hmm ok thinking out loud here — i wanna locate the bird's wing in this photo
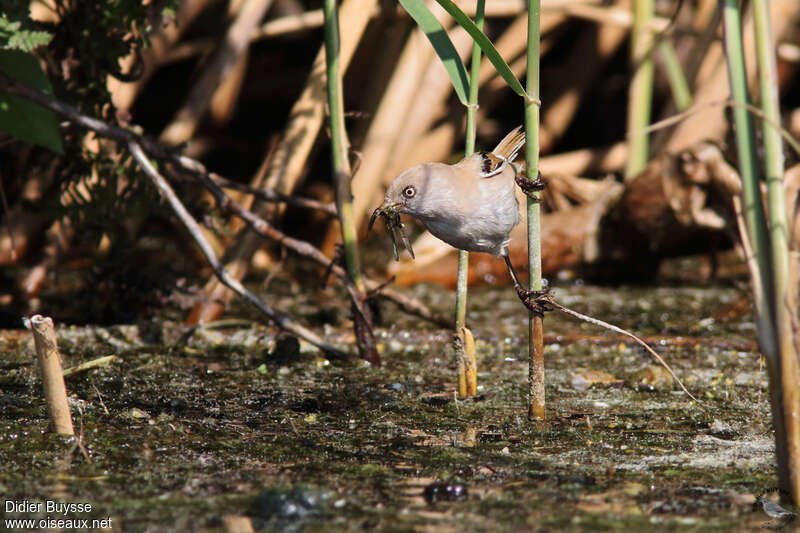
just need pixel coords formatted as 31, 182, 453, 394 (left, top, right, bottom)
476, 152, 508, 178
492, 125, 525, 162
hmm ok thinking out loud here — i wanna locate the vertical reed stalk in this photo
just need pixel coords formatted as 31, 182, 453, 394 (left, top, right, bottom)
625, 0, 655, 181
525, 0, 545, 421
454, 0, 485, 399
463, 0, 484, 158
752, 0, 800, 503
720, 0, 773, 339
324, 0, 379, 365
657, 40, 692, 112
324, 0, 364, 293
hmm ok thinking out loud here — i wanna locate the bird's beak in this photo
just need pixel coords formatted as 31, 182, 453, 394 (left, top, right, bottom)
369, 201, 414, 261
369, 201, 399, 227
369, 201, 397, 231
380, 200, 402, 211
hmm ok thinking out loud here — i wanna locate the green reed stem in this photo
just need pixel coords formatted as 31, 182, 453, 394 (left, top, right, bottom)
752, 0, 800, 504
625, 0, 655, 181
525, 0, 545, 421
721, 0, 772, 331
454, 0, 484, 398
454, 0, 484, 334
323, 0, 364, 292
753, 0, 789, 302
657, 39, 691, 112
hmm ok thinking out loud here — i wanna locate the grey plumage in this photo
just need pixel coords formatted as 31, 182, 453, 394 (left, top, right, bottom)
376, 126, 550, 313
380, 126, 525, 257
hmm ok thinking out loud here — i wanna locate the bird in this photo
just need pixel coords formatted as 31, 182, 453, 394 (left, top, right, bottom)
375, 126, 550, 313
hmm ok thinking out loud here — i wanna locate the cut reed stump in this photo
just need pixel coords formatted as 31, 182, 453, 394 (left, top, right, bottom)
27, 315, 74, 436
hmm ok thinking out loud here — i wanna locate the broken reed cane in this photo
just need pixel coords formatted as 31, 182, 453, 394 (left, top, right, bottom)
27, 315, 74, 435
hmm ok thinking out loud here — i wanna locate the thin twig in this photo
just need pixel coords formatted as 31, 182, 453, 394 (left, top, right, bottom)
62, 355, 118, 377
545, 296, 700, 403
92, 382, 110, 416
174, 155, 377, 340
73, 404, 92, 463
638, 98, 800, 156
0, 71, 450, 329
732, 195, 767, 319
211, 174, 337, 215
286, 416, 301, 438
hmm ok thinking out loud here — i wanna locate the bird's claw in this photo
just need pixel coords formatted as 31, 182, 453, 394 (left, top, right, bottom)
515, 286, 553, 315
515, 170, 546, 201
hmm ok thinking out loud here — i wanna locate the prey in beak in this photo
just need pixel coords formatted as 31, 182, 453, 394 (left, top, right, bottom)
369, 202, 415, 261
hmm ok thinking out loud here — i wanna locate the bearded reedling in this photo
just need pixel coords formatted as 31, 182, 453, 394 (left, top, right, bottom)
374, 127, 550, 313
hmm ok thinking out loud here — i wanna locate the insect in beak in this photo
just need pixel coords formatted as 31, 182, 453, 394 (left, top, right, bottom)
368, 204, 415, 261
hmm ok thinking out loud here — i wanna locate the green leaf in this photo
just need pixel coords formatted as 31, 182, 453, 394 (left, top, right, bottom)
7, 30, 53, 52
398, 0, 469, 105
0, 49, 63, 154
0, 11, 53, 51
432, 0, 527, 99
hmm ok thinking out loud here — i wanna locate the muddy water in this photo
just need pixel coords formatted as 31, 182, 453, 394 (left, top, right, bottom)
0, 284, 790, 531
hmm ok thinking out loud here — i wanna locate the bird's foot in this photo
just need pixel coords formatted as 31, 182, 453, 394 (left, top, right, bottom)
515, 170, 546, 201
515, 285, 553, 316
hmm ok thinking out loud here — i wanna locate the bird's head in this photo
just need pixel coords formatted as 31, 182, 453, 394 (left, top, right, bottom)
381, 165, 427, 216
380, 163, 451, 219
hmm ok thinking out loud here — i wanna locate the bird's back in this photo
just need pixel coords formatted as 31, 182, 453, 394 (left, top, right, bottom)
446, 157, 520, 255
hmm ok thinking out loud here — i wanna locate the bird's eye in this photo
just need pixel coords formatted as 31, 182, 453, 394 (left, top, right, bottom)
403, 186, 416, 198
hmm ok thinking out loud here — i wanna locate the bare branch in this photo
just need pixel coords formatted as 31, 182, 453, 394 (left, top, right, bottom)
128, 140, 342, 356
0, 71, 452, 329
211, 174, 337, 216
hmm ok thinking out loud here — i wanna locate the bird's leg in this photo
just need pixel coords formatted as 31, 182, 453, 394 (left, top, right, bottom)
503, 255, 552, 315
514, 169, 546, 201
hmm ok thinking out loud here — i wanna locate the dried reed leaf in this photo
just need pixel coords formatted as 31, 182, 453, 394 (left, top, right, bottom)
665, 0, 795, 153
350, 26, 438, 228
398, 0, 470, 104
160, 0, 274, 145
263, 0, 375, 199
539, 22, 626, 152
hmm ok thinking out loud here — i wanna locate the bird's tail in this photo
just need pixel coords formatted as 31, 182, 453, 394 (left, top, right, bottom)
492, 125, 525, 162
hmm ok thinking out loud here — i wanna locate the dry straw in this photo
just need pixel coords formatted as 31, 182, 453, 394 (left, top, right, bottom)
27, 315, 74, 436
